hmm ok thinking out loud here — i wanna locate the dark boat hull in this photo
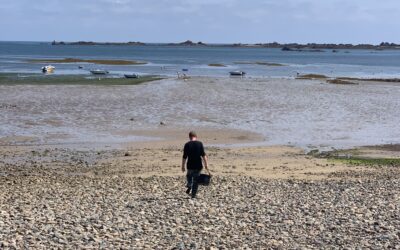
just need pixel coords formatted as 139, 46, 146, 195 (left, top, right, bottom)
229, 71, 246, 76
90, 70, 109, 75
124, 74, 139, 79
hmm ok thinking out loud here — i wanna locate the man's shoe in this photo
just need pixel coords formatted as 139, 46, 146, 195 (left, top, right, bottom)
186, 187, 191, 195
191, 193, 196, 199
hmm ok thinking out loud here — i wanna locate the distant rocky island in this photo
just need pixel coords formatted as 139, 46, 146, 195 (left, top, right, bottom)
51, 40, 400, 50
231, 42, 400, 50
167, 40, 207, 46
52, 40, 145, 46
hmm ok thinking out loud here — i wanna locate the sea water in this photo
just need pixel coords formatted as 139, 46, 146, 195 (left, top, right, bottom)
1, 41, 400, 78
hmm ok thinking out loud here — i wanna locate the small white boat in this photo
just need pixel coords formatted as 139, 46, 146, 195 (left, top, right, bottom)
41, 65, 55, 73
229, 71, 246, 76
90, 69, 109, 75
124, 73, 139, 79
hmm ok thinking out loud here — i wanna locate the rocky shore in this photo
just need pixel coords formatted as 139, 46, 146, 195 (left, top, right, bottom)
1, 146, 399, 249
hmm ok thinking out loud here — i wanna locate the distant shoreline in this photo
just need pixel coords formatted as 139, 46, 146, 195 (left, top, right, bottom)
51, 40, 400, 50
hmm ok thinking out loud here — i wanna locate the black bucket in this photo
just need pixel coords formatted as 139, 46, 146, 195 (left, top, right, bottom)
198, 174, 212, 186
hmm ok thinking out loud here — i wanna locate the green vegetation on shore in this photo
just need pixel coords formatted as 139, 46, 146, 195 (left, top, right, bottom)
308, 148, 400, 166
334, 157, 400, 166
234, 61, 286, 66
0, 73, 162, 85
28, 58, 147, 65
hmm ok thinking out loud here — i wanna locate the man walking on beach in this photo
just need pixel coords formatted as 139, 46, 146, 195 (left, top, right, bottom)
182, 131, 209, 198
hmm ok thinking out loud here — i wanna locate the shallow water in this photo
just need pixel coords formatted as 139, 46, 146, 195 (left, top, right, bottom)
1, 77, 399, 149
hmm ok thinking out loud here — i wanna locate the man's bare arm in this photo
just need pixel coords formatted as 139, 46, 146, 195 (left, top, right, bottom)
202, 155, 209, 170
182, 158, 187, 172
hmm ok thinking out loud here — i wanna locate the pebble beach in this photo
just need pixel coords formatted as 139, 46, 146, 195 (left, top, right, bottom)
1, 145, 399, 249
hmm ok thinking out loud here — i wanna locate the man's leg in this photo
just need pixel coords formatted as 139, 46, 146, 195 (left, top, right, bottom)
191, 170, 201, 198
186, 170, 193, 194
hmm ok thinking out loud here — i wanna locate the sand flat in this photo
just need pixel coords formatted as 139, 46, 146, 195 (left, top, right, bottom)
1, 76, 400, 149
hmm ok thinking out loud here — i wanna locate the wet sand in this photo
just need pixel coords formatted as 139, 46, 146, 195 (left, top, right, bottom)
1, 76, 400, 149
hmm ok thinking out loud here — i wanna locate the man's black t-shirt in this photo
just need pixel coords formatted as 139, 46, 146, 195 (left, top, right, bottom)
183, 140, 205, 170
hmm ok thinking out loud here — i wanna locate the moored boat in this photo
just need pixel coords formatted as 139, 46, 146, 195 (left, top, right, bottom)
124, 73, 139, 79
41, 65, 55, 73
90, 69, 109, 75
229, 71, 246, 76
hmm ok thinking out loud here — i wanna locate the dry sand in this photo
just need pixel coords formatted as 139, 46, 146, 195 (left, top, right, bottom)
97, 127, 358, 180
0, 126, 366, 180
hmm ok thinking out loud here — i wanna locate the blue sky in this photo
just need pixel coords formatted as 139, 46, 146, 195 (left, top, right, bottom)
1, 0, 399, 44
